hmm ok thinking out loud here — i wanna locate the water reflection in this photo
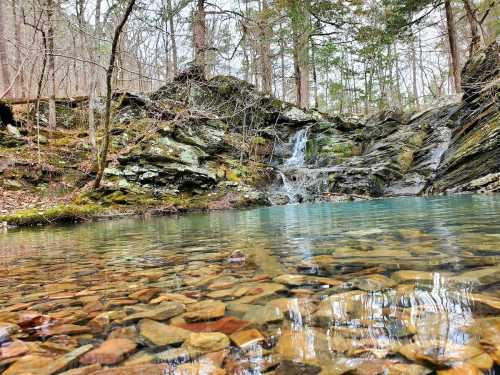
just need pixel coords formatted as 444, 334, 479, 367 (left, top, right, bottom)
0, 195, 499, 374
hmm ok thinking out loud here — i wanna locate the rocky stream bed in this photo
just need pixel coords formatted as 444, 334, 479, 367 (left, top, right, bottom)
1, 196, 500, 374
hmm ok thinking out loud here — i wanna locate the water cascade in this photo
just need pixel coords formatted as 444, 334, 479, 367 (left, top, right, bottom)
284, 127, 310, 168
273, 126, 329, 204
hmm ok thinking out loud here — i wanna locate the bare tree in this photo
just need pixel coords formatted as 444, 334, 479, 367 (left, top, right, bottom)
463, 0, 482, 57
445, 0, 461, 93
12, 0, 26, 97
290, 0, 310, 109
259, 0, 273, 95
166, 0, 178, 76
46, 0, 57, 129
193, 0, 207, 76
0, 1, 12, 98
87, 0, 102, 150
94, 0, 137, 189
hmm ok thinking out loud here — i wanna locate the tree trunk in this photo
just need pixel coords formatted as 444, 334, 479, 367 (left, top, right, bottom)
259, 0, 273, 95
279, 22, 286, 101
445, 0, 461, 93
394, 44, 402, 106
164, 24, 171, 81
12, 0, 25, 98
166, 0, 178, 76
418, 32, 426, 107
291, 0, 310, 109
463, 0, 482, 57
46, 0, 57, 129
193, 0, 207, 77
363, 61, 368, 115
94, 0, 136, 189
410, 37, 420, 111
0, 1, 12, 98
88, 0, 102, 151
311, 36, 318, 108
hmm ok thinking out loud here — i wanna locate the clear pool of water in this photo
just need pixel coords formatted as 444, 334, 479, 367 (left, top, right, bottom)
1, 195, 499, 374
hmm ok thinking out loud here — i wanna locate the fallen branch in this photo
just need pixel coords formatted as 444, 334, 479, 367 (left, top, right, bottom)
3, 95, 90, 105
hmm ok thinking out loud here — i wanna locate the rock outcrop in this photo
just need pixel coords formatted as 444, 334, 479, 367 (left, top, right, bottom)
0, 43, 498, 214
278, 42, 499, 200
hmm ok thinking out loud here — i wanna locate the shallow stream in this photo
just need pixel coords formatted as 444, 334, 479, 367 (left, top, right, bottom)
1, 195, 499, 374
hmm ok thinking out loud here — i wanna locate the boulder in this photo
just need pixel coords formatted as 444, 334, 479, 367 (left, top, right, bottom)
461, 42, 499, 102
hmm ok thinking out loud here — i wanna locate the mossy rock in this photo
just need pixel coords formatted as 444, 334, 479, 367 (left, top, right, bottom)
0, 204, 101, 227
0, 131, 25, 148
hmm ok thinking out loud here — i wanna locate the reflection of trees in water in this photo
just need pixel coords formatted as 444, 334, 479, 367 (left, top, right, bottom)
322, 279, 476, 350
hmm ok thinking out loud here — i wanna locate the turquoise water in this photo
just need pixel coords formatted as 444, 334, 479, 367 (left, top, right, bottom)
0, 195, 499, 373
2, 195, 499, 272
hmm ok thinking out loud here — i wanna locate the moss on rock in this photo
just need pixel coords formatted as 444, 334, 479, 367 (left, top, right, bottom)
0, 204, 101, 227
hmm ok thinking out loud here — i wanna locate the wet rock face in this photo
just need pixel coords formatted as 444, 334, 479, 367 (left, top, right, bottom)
430, 43, 499, 194
278, 43, 499, 199
461, 42, 499, 103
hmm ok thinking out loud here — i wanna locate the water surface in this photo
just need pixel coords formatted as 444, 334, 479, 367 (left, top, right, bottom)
1, 195, 499, 374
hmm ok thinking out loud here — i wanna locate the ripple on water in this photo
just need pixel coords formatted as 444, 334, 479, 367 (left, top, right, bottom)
0, 195, 499, 374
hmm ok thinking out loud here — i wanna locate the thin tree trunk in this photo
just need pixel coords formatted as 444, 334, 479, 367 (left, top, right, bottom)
418, 32, 426, 107
94, 0, 136, 189
410, 37, 420, 111
0, 1, 12, 98
463, 0, 482, 57
445, 0, 461, 93
279, 21, 286, 101
259, 0, 273, 95
46, 0, 57, 129
166, 0, 178, 76
12, 0, 25, 98
193, 0, 207, 77
88, 0, 102, 151
394, 44, 402, 106
291, 0, 310, 109
164, 29, 171, 81
364, 61, 369, 115
36, 29, 48, 164
162, 1, 171, 81
311, 36, 318, 108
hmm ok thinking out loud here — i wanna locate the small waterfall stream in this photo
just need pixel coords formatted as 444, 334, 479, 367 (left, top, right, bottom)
273, 126, 318, 204
284, 127, 309, 168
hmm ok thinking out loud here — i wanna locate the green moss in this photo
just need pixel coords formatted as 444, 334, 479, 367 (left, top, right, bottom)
0, 204, 101, 227
323, 143, 353, 157
451, 118, 499, 165
251, 136, 267, 146
397, 148, 415, 173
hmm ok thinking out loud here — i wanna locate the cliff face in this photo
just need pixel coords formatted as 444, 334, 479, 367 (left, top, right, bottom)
278, 42, 499, 200
0, 44, 498, 215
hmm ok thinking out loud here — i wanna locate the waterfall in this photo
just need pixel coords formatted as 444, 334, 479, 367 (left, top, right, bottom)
278, 171, 303, 203
272, 127, 311, 204
284, 127, 310, 169
271, 126, 331, 204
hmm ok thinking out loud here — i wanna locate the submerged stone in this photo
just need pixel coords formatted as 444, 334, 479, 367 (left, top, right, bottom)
175, 316, 250, 335
122, 302, 185, 322
4, 345, 93, 375
183, 300, 225, 322
38, 324, 91, 337
80, 339, 137, 365
275, 360, 321, 375
139, 319, 190, 346
229, 329, 265, 348
176, 362, 226, 375
183, 332, 230, 353
242, 304, 284, 325
150, 293, 197, 305
89, 363, 173, 375
0, 340, 29, 360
